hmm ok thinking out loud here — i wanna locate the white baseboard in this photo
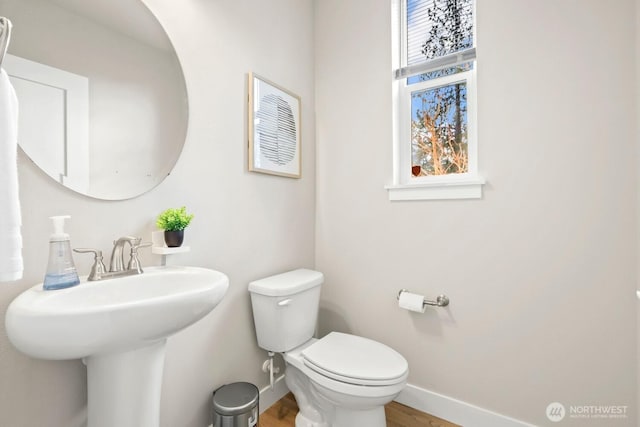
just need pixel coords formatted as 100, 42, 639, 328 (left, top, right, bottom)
258, 374, 288, 414
396, 383, 536, 427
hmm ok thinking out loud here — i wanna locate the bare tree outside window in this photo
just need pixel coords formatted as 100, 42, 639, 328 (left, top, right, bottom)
409, 0, 473, 177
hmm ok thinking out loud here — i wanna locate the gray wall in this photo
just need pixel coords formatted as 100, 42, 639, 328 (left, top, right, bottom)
0, 0, 315, 426
637, 0, 640, 419
314, 0, 637, 426
1, 0, 638, 426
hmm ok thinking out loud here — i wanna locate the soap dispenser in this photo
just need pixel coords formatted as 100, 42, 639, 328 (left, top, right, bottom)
43, 215, 80, 290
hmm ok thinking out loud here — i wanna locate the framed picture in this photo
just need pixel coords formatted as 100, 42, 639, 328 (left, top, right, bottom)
248, 72, 301, 178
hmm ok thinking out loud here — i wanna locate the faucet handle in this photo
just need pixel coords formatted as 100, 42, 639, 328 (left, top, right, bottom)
128, 241, 152, 273
73, 248, 107, 281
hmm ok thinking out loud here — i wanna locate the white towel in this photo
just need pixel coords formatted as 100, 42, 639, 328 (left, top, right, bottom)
0, 68, 23, 282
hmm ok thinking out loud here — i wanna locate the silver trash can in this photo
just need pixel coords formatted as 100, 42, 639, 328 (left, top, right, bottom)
212, 382, 259, 427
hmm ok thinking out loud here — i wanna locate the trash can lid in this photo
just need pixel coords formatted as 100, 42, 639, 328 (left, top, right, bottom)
213, 382, 259, 416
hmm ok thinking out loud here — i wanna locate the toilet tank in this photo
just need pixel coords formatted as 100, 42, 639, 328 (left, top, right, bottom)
248, 269, 323, 352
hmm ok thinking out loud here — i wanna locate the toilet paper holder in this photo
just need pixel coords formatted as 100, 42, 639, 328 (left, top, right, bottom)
397, 289, 450, 307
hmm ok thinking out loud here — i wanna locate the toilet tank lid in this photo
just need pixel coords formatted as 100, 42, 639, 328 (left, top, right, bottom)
248, 269, 324, 297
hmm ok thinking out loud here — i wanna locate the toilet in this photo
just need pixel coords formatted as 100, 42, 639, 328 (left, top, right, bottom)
248, 269, 408, 427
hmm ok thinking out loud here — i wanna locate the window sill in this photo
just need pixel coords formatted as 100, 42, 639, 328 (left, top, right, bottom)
385, 176, 485, 201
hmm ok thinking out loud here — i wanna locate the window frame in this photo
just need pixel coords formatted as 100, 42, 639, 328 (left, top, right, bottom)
388, 0, 484, 201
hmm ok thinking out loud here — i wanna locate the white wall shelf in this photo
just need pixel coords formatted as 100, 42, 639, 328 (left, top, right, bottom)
151, 246, 190, 255
151, 231, 190, 265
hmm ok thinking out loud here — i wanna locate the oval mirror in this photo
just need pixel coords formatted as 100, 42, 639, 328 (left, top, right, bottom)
1, 0, 188, 200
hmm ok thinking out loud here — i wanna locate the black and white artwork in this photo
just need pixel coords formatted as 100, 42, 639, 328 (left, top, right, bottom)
248, 73, 301, 178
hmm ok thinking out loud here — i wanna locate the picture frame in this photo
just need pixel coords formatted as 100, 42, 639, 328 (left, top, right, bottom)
248, 72, 301, 178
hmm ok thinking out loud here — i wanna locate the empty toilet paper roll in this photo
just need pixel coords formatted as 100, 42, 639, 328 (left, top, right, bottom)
398, 291, 426, 313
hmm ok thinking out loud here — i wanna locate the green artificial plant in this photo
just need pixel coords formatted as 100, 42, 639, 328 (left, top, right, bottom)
156, 206, 194, 231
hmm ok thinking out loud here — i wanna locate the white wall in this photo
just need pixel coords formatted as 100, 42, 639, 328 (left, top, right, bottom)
0, 0, 315, 426
1, 0, 638, 425
636, 0, 640, 419
315, 0, 637, 426
635, 0, 640, 417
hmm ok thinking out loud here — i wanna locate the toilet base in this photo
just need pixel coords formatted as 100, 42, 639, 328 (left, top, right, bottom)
332, 407, 386, 427
284, 362, 394, 427
295, 412, 329, 427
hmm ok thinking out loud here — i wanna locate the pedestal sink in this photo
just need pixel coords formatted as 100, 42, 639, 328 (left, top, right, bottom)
5, 265, 229, 427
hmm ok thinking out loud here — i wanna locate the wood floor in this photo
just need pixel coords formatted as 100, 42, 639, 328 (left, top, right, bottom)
259, 393, 460, 427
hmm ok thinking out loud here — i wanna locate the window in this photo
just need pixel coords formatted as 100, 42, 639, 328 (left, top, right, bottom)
387, 0, 484, 201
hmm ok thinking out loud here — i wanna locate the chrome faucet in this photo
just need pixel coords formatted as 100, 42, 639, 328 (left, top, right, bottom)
75, 236, 151, 281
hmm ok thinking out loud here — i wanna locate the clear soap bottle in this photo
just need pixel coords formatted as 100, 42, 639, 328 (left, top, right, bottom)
43, 215, 80, 290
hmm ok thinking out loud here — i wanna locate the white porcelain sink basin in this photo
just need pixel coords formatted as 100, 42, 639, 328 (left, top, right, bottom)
5, 265, 229, 427
6, 265, 228, 360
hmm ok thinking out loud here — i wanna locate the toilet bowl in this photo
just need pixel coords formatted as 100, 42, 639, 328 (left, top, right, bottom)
249, 269, 408, 427
284, 334, 408, 427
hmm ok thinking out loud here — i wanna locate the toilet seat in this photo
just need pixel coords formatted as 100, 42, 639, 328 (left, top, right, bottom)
301, 332, 408, 386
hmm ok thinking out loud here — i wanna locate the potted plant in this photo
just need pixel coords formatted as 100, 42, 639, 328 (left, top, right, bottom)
156, 206, 194, 247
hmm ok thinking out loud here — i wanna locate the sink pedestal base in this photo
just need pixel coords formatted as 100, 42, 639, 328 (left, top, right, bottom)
86, 340, 167, 427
